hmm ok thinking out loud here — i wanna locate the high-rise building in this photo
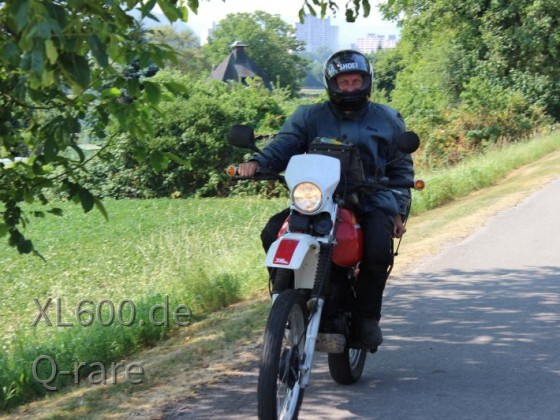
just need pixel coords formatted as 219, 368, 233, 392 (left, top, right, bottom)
295, 15, 338, 52
353, 33, 398, 53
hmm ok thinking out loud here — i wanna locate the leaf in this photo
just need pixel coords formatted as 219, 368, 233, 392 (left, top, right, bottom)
157, 0, 181, 22
70, 144, 86, 162
178, 5, 189, 20
79, 187, 95, 213
94, 198, 109, 221
59, 53, 91, 89
102, 87, 122, 98
141, 0, 158, 17
43, 137, 59, 163
320, 3, 327, 17
29, 22, 51, 39
1, 41, 21, 66
363, 0, 371, 17
30, 48, 45, 80
306, 3, 317, 16
345, 9, 356, 23
87, 34, 109, 68
164, 152, 192, 170
143, 81, 161, 105
113, 106, 129, 128
164, 81, 189, 95
127, 77, 141, 98
187, 0, 199, 14
42, 70, 55, 86
13, 0, 30, 31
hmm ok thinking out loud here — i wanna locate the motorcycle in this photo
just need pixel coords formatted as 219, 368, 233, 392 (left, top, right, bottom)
226, 125, 424, 419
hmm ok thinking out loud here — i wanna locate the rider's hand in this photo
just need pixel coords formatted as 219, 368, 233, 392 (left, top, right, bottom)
238, 160, 260, 177
393, 214, 407, 238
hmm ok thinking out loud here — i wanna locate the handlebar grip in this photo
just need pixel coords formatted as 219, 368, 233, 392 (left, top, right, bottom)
363, 178, 425, 190
225, 165, 282, 181
386, 181, 415, 188
387, 180, 425, 190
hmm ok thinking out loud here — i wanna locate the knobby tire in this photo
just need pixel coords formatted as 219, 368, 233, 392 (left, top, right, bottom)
258, 289, 308, 419
328, 348, 367, 385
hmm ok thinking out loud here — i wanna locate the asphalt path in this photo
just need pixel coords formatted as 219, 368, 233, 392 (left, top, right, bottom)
165, 177, 560, 419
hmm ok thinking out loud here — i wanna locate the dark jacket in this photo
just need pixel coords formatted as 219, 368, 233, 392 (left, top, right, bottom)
254, 101, 414, 217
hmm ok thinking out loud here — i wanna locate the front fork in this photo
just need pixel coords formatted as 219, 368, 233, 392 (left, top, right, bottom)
299, 297, 324, 387
277, 242, 332, 389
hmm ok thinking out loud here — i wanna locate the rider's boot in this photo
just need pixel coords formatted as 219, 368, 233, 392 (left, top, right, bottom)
360, 317, 383, 348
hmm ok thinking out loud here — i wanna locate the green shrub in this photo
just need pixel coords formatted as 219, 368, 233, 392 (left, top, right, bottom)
80, 70, 291, 199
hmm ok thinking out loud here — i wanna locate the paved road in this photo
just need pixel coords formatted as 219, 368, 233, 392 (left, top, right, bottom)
165, 178, 560, 419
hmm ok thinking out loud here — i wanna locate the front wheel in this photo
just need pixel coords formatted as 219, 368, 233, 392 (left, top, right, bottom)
258, 289, 308, 419
328, 348, 367, 385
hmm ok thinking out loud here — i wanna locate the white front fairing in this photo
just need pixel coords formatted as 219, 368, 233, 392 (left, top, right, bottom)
285, 154, 340, 215
265, 154, 341, 291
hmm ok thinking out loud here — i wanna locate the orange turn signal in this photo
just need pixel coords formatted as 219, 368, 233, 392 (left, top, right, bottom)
226, 165, 238, 177
414, 179, 425, 190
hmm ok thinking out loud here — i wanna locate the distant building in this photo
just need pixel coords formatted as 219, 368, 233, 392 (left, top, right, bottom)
210, 41, 271, 89
352, 34, 398, 53
207, 22, 220, 41
295, 15, 338, 52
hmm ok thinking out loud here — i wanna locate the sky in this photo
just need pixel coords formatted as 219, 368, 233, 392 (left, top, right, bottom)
163, 0, 400, 47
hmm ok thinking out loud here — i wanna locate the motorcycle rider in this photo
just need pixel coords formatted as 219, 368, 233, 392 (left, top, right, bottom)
238, 50, 414, 348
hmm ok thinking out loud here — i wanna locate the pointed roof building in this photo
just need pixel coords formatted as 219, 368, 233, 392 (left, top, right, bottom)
210, 41, 271, 89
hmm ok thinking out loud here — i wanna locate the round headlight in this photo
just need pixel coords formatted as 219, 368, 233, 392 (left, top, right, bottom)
292, 182, 322, 214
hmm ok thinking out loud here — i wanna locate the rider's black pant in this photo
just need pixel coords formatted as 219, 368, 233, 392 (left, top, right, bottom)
354, 208, 394, 320
260, 207, 394, 321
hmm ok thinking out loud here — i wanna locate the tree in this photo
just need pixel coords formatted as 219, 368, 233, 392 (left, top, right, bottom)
298, 47, 335, 89
377, 0, 556, 169
147, 25, 211, 77
368, 48, 404, 101
0, 0, 196, 254
203, 11, 307, 96
380, 0, 560, 119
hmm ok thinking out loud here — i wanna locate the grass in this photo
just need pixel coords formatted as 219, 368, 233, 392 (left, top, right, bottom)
1, 129, 559, 411
0, 197, 286, 410
411, 130, 560, 214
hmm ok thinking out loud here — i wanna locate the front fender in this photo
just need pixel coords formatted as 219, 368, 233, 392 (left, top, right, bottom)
265, 233, 320, 269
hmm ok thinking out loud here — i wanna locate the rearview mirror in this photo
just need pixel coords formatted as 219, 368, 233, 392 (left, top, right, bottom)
227, 125, 261, 154
395, 131, 420, 154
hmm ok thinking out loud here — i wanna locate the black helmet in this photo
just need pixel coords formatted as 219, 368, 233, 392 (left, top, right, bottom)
323, 50, 373, 111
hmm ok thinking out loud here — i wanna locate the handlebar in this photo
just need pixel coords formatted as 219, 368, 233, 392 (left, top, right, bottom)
226, 165, 285, 182
351, 176, 425, 191
226, 165, 424, 191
